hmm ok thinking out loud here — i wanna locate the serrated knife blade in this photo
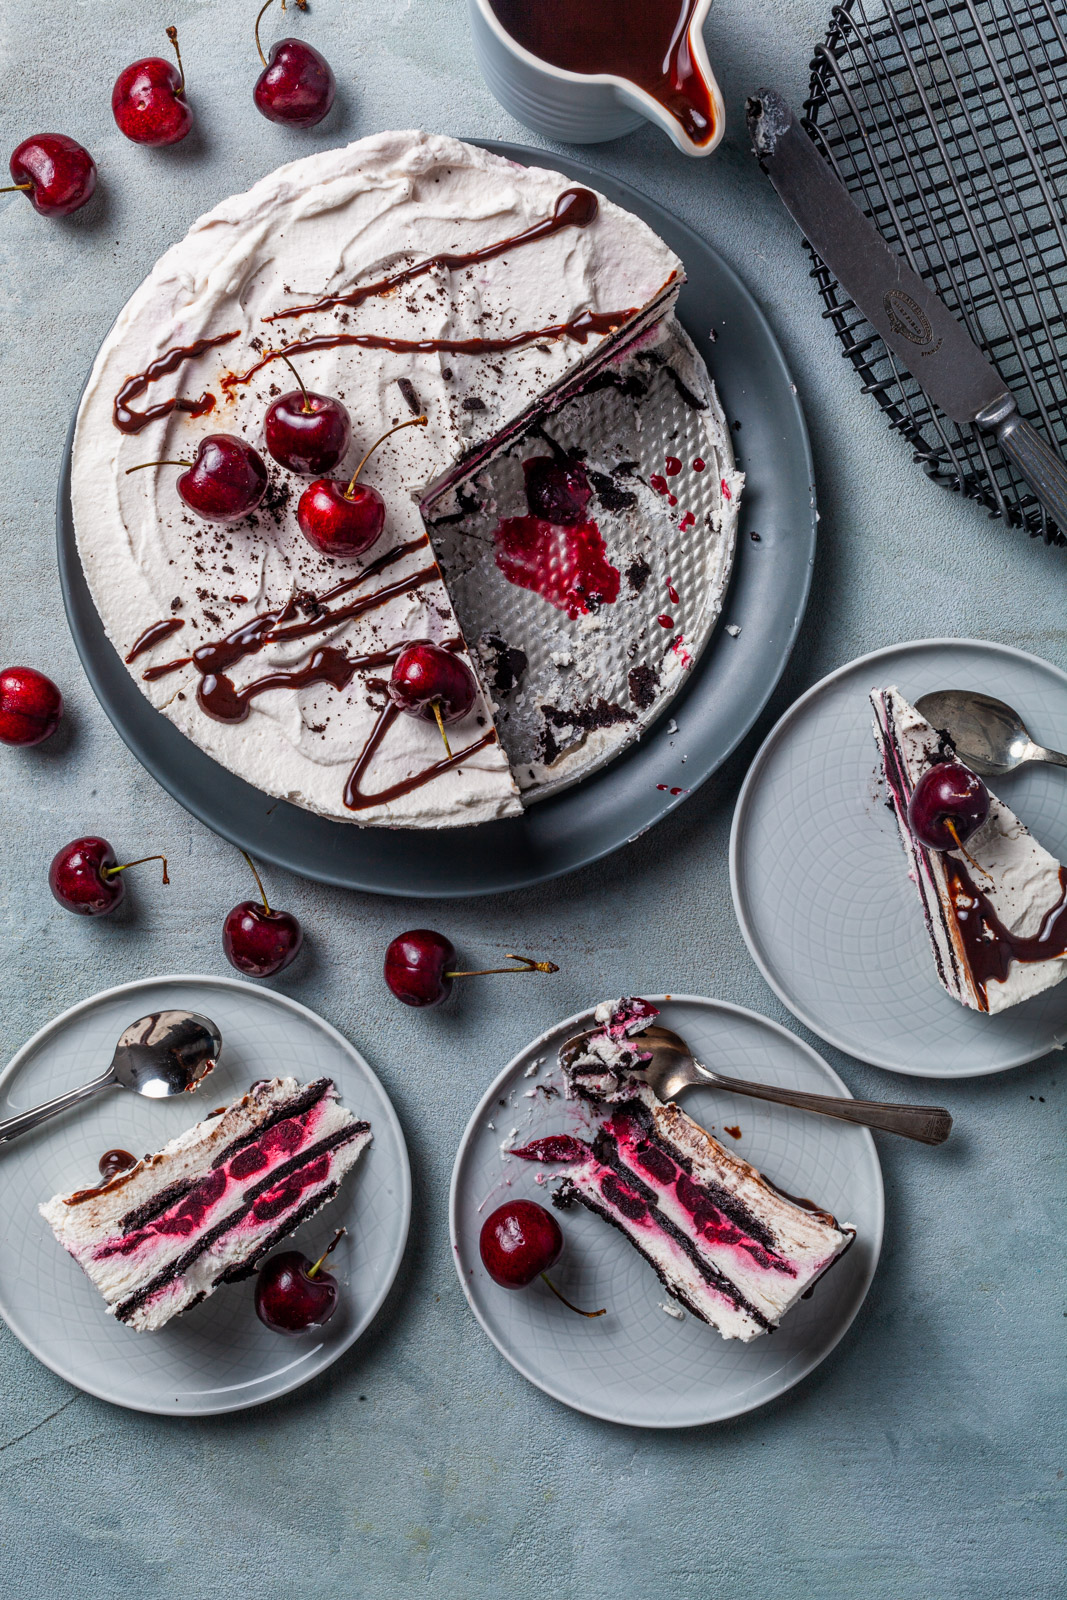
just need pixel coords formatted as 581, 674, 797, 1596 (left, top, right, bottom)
747, 89, 1067, 536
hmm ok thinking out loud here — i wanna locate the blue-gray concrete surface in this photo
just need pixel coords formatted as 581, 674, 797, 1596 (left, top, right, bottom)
0, 3, 1063, 1597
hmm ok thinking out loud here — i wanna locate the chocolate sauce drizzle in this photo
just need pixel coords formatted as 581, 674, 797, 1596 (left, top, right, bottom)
263, 187, 600, 324
142, 657, 192, 682
948, 859, 1067, 1002
220, 308, 638, 394
113, 331, 239, 434
343, 701, 496, 812
125, 617, 185, 663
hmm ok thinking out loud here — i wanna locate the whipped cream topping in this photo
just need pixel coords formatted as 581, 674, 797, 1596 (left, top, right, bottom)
72, 131, 682, 827
561, 995, 660, 1099
872, 685, 1067, 1012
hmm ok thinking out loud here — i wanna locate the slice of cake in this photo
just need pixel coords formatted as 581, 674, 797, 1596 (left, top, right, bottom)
515, 1088, 854, 1340
871, 686, 1067, 1012
518, 994, 855, 1339
40, 1077, 370, 1332
71, 131, 740, 828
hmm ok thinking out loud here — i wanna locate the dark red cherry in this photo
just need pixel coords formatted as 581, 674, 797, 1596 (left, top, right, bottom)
112, 28, 192, 146
388, 644, 477, 730
298, 478, 384, 556
127, 435, 268, 522
384, 928, 455, 1007
255, 1229, 344, 1334
5, 134, 96, 216
265, 389, 350, 476
523, 455, 592, 524
223, 852, 302, 977
0, 666, 63, 746
383, 931, 558, 1008
480, 1200, 562, 1288
179, 435, 268, 521
49, 837, 169, 916
253, 0, 335, 128
907, 761, 990, 852
296, 415, 426, 557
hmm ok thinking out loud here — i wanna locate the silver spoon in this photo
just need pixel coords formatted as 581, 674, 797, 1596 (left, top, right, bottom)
559, 1024, 952, 1144
0, 1011, 222, 1147
915, 689, 1067, 780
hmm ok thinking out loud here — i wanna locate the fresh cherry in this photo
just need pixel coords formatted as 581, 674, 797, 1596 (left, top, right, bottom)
127, 434, 268, 522
49, 837, 169, 916
255, 1227, 345, 1334
112, 26, 192, 146
479, 1200, 604, 1316
223, 852, 302, 977
523, 455, 592, 524
298, 415, 426, 557
265, 358, 350, 475
0, 666, 63, 746
383, 930, 558, 1008
907, 761, 990, 852
388, 643, 477, 756
253, 0, 335, 128
3, 134, 96, 216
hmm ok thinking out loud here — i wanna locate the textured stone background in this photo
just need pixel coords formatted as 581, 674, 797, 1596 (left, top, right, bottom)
0, 2, 1063, 1597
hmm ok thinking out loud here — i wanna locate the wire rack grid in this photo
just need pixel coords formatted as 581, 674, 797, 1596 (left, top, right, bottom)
804, 0, 1067, 546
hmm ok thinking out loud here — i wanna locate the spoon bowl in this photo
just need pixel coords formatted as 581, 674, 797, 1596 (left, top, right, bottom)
915, 689, 1067, 779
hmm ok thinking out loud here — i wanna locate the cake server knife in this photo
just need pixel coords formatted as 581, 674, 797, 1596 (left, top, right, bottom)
746, 89, 1067, 534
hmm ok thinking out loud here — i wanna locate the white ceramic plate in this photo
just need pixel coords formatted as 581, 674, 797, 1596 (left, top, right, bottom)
449, 996, 882, 1428
0, 975, 410, 1415
731, 638, 1067, 1076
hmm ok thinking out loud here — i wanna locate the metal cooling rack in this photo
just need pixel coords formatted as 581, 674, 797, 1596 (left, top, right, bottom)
804, 0, 1067, 545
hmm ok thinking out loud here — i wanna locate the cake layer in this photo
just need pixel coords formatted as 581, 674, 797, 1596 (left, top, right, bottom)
72, 131, 690, 828
40, 1077, 371, 1332
561, 995, 660, 1100
872, 685, 1067, 1012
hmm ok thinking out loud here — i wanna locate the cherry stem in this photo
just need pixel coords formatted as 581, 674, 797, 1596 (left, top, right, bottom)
281, 355, 311, 413
445, 953, 560, 979
307, 1227, 346, 1280
241, 849, 272, 915
345, 415, 427, 498
431, 701, 452, 759
125, 459, 193, 475
945, 819, 992, 881
105, 854, 170, 886
0, 182, 33, 195
166, 25, 185, 92
540, 1273, 606, 1318
254, 0, 274, 66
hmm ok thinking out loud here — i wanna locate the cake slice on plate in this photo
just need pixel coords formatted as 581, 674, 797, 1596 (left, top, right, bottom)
871, 685, 1067, 1013
514, 996, 855, 1340
40, 1077, 370, 1332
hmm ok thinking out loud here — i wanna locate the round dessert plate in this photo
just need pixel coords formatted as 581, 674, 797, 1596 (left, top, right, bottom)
449, 996, 882, 1428
0, 975, 410, 1415
57, 140, 815, 897
731, 639, 1067, 1077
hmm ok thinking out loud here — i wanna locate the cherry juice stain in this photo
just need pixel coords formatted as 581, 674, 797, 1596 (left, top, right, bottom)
666, 576, 680, 604
693, 457, 706, 472
664, 456, 683, 476
492, 456, 620, 620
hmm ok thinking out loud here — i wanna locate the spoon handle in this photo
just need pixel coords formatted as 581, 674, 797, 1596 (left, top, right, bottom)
697, 1067, 952, 1144
1033, 744, 1067, 770
0, 1071, 117, 1146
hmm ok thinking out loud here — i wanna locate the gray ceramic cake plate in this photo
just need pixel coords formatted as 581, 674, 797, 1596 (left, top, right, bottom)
56, 141, 816, 897
0, 975, 411, 1415
450, 997, 882, 1427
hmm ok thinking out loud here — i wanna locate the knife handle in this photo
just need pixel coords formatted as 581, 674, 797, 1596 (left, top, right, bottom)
978, 397, 1067, 536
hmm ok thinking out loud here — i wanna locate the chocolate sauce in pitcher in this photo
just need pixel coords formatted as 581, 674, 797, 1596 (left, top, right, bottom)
489, 0, 717, 147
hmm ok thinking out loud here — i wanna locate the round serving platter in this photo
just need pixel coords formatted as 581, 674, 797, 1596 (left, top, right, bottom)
450, 996, 883, 1428
57, 140, 816, 897
0, 975, 410, 1415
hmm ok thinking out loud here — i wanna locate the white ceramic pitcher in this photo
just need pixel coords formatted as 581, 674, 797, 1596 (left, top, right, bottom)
469, 0, 725, 156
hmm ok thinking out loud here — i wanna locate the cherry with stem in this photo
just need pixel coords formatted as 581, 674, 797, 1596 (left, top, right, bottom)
297, 414, 427, 556
223, 851, 303, 977
384, 930, 558, 1007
